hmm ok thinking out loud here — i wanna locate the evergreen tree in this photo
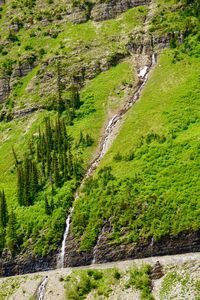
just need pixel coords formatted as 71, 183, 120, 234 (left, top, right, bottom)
23, 157, 32, 206
0, 226, 5, 254
15, 115, 83, 205
52, 151, 60, 187
17, 166, 24, 206
12, 147, 19, 165
56, 61, 65, 114
30, 161, 39, 199
0, 190, 8, 227
71, 84, 81, 109
6, 210, 17, 255
44, 195, 51, 215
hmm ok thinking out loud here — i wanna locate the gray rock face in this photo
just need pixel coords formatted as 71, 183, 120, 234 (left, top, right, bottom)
9, 22, 20, 32
10, 56, 37, 88
37, 52, 126, 100
13, 105, 43, 119
0, 252, 56, 277
0, 77, 10, 103
64, 0, 150, 23
68, 7, 88, 24
91, 0, 150, 22
0, 54, 37, 102
64, 229, 200, 268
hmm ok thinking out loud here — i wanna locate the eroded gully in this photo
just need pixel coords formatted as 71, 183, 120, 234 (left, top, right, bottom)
57, 51, 157, 268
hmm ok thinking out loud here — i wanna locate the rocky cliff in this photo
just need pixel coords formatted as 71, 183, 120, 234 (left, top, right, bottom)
63, 230, 200, 268
91, 0, 151, 22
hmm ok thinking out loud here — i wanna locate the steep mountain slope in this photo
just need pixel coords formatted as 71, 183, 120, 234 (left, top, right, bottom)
0, 0, 199, 279
65, 0, 200, 266
68, 50, 200, 265
0, 0, 150, 275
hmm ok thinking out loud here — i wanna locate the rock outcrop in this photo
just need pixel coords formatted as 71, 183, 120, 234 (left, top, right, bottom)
10, 55, 37, 88
151, 261, 164, 280
91, 0, 151, 22
0, 230, 199, 276
63, 229, 200, 267
0, 77, 10, 103
0, 252, 56, 277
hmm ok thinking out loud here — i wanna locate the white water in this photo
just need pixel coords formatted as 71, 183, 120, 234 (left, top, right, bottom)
92, 218, 112, 264
57, 208, 73, 268
152, 52, 156, 65
92, 232, 102, 265
58, 53, 157, 268
90, 53, 156, 263
36, 276, 48, 300
138, 66, 148, 78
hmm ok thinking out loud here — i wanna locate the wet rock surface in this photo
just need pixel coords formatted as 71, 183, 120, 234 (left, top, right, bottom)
64, 232, 93, 268
63, 229, 200, 267
0, 252, 56, 277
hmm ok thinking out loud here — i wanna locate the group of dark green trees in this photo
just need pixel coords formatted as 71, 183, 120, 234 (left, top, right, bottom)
0, 115, 93, 255
14, 116, 84, 207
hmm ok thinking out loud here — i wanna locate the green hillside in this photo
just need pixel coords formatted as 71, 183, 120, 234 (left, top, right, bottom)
71, 0, 200, 251
72, 50, 200, 251
0, 0, 199, 272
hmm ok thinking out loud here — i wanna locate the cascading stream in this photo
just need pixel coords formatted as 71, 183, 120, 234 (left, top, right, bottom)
36, 276, 48, 300
57, 208, 73, 268
57, 52, 157, 269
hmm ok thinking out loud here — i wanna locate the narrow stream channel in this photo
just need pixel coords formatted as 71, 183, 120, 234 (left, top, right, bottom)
57, 52, 157, 269
36, 276, 48, 300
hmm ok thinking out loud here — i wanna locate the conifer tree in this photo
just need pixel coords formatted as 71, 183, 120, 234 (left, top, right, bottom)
15, 115, 83, 205
0, 226, 5, 254
12, 147, 19, 165
0, 190, 8, 228
56, 61, 65, 114
44, 195, 51, 215
71, 84, 81, 109
53, 151, 60, 187
23, 157, 31, 206
17, 166, 24, 206
6, 210, 17, 255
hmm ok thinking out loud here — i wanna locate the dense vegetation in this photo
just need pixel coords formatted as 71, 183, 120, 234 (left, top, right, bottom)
0, 0, 200, 263
71, 0, 200, 251
0, 58, 133, 257
0, 114, 86, 255
0, 0, 138, 257
65, 268, 121, 299
15, 116, 85, 207
64, 265, 153, 300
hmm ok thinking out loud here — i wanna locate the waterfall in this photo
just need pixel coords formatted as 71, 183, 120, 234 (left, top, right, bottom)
58, 52, 157, 268
92, 220, 111, 264
36, 276, 48, 300
138, 66, 148, 78
152, 52, 156, 65
91, 234, 101, 265
91, 52, 157, 263
57, 208, 73, 268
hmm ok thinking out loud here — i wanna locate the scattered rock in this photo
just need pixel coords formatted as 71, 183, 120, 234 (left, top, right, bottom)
151, 261, 164, 280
